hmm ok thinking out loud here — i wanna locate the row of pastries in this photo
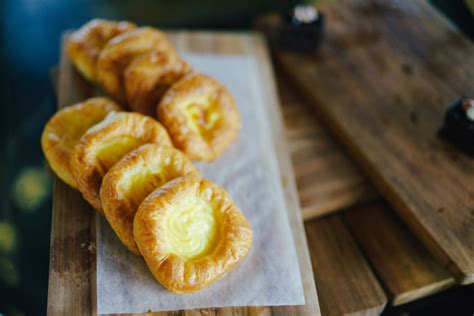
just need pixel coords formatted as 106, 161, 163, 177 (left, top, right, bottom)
41, 19, 252, 294
67, 19, 240, 161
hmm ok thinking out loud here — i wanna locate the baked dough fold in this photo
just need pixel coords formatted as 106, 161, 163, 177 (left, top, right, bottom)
66, 19, 136, 82
125, 51, 191, 116
41, 97, 123, 188
96, 27, 173, 103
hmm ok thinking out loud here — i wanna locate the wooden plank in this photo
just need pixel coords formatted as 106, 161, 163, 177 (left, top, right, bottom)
277, 68, 376, 219
47, 31, 319, 315
276, 0, 474, 284
305, 215, 387, 315
344, 201, 455, 305
248, 34, 320, 315
47, 35, 97, 315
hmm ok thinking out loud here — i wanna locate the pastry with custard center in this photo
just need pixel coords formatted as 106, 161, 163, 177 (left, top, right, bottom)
100, 144, 199, 254
71, 112, 172, 213
157, 73, 241, 161
134, 176, 253, 294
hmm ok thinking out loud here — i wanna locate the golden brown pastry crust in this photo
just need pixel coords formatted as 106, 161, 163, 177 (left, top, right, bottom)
96, 27, 173, 103
124, 51, 192, 117
100, 144, 199, 255
134, 176, 253, 294
66, 19, 136, 82
41, 97, 123, 188
157, 73, 241, 161
71, 112, 172, 213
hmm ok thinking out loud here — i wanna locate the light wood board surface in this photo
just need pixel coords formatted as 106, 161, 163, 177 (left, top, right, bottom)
344, 202, 455, 305
276, 0, 474, 284
47, 31, 319, 315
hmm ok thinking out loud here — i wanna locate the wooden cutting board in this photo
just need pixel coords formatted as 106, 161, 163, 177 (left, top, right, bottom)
276, 0, 474, 284
47, 31, 319, 315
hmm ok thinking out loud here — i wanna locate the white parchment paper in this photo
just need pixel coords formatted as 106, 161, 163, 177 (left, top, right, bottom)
97, 53, 305, 314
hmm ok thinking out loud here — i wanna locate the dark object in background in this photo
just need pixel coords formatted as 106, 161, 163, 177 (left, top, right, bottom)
439, 97, 474, 156
279, 5, 325, 53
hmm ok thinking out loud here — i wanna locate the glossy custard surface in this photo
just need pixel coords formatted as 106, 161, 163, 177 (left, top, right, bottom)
164, 198, 219, 261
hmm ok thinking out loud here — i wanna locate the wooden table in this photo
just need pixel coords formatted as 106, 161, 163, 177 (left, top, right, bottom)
276, 0, 474, 285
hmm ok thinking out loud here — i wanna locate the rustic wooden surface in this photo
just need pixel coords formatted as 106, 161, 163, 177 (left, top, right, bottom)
47, 32, 320, 315
47, 34, 98, 315
49, 65, 457, 316
276, 61, 456, 308
278, 70, 377, 219
305, 215, 387, 315
276, 0, 474, 284
277, 63, 455, 308
344, 202, 455, 305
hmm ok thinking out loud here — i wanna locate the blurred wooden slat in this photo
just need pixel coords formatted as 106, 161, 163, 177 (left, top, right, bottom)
305, 216, 387, 315
277, 69, 377, 219
276, 0, 474, 284
344, 202, 455, 305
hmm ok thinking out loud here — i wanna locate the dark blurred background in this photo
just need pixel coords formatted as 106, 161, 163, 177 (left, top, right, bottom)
1, 0, 473, 315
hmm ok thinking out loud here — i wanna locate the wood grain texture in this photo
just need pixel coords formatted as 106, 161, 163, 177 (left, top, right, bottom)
305, 216, 387, 315
344, 202, 455, 305
47, 31, 319, 315
47, 35, 98, 315
277, 68, 376, 219
276, 0, 474, 284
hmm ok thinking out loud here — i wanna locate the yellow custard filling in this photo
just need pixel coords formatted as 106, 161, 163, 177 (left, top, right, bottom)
164, 198, 219, 261
118, 165, 167, 211
95, 137, 142, 172
183, 100, 221, 140
57, 111, 108, 151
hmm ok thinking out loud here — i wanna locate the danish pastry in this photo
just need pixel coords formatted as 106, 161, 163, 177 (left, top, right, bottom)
157, 73, 241, 161
96, 27, 173, 103
66, 19, 136, 82
71, 112, 172, 213
100, 144, 199, 254
124, 51, 192, 116
134, 176, 253, 294
41, 97, 123, 188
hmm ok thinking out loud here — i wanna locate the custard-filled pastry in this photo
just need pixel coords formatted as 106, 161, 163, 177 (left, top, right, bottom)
66, 19, 136, 82
157, 73, 240, 161
134, 176, 253, 294
124, 51, 192, 116
100, 144, 199, 254
41, 97, 123, 188
96, 27, 173, 103
71, 112, 172, 213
